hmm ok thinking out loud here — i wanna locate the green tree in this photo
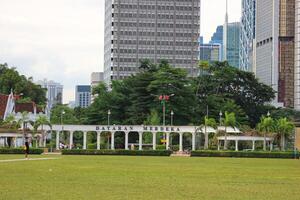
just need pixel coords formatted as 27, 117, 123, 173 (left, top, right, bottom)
34, 115, 52, 147
257, 116, 275, 151
50, 105, 79, 124
224, 112, 237, 150
0, 63, 47, 106
194, 62, 275, 127
201, 116, 217, 149
275, 118, 295, 151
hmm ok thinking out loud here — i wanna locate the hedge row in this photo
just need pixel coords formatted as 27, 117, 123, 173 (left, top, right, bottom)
62, 149, 172, 156
191, 150, 300, 159
0, 148, 44, 154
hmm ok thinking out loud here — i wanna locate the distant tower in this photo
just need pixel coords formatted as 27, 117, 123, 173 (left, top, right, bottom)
223, 0, 228, 61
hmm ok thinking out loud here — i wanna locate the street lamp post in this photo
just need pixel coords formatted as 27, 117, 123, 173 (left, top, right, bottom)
59, 110, 65, 150
219, 111, 223, 126
171, 110, 174, 126
107, 110, 111, 126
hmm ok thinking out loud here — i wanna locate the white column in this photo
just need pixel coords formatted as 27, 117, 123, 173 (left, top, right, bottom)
179, 133, 183, 152
111, 132, 115, 150
56, 131, 60, 150
125, 132, 129, 150
14, 137, 17, 148
97, 132, 101, 150
192, 133, 196, 151
152, 132, 156, 150
166, 132, 170, 150
252, 140, 255, 151
235, 140, 238, 151
83, 131, 87, 150
69, 131, 73, 150
270, 141, 273, 151
139, 132, 143, 150
217, 140, 220, 151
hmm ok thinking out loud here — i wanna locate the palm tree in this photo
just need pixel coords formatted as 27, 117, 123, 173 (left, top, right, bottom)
3, 114, 16, 129
201, 116, 217, 149
257, 116, 275, 151
17, 112, 31, 144
224, 112, 237, 150
275, 118, 295, 151
34, 115, 52, 147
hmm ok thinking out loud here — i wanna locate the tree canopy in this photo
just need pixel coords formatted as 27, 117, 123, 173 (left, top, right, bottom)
0, 63, 46, 106
83, 60, 276, 127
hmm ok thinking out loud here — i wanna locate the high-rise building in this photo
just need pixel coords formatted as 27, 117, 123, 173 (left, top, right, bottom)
210, 25, 223, 45
295, 0, 300, 110
254, 0, 295, 108
200, 43, 222, 63
240, 0, 256, 72
227, 22, 240, 68
254, 0, 280, 105
75, 85, 91, 108
278, 0, 295, 108
36, 79, 63, 111
209, 23, 240, 68
104, 0, 201, 85
91, 72, 104, 87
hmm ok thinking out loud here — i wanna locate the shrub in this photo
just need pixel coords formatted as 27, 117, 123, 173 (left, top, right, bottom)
191, 150, 300, 159
62, 149, 172, 156
170, 145, 179, 151
0, 148, 43, 154
156, 145, 166, 150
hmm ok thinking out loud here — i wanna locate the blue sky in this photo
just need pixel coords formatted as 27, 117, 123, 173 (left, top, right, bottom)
0, 0, 241, 103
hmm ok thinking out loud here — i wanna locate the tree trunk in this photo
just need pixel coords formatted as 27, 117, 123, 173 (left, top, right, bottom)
282, 133, 285, 151
204, 126, 208, 149
224, 127, 228, 150
263, 133, 266, 151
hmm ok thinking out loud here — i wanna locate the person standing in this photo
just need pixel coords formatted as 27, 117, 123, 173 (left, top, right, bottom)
24, 136, 30, 159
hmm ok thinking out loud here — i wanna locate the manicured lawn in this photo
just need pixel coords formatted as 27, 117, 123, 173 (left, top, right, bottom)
0, 155, 299, 200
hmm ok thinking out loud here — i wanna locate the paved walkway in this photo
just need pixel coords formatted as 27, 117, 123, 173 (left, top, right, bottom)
0, 157, 59, 163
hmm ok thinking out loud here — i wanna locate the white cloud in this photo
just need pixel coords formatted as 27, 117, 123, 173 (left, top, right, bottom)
0, 0, 240, 103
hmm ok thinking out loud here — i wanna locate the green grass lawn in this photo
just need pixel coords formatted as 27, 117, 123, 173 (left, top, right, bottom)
0, 155, 299, 200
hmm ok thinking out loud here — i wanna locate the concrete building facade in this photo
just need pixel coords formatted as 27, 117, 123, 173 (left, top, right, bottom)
104, 0, 201, 85
36, 79, 63, 111
295, 0, 300, 110
254, 0, 295, 108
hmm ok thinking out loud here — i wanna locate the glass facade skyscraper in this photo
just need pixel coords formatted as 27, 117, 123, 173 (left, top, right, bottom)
239, 0, 256, 71
209, 23, 240, 68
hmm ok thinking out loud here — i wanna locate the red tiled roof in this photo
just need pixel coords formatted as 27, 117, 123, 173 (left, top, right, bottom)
15, 102, 35, 113
0, 94, 8, 119
0, 93, 44, 119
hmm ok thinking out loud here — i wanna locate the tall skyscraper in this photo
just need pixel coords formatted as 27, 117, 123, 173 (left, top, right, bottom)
209, 23, 240, 68
36, 79, 63, 111
227, 22, 240, 68
104, 0, 201, 85
75, 85, 91, 108
240, 0, 256, 71
295, 0, 300, 110
254, 0, 280, 105
278, 0, 295, 108
254, 0, 295, 108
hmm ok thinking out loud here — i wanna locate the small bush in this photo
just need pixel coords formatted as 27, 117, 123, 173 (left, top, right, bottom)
191, 150, 300, 159
0, 148, 43, 154
62, 149, 172, 156
156, 145, 166, 150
